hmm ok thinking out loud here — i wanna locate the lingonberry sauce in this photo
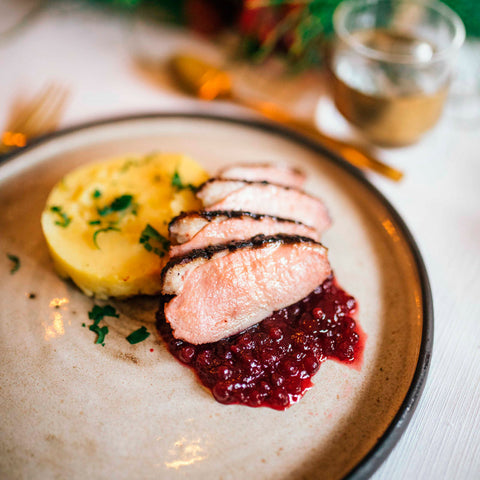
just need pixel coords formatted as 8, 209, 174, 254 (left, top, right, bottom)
157, 275, 364, 410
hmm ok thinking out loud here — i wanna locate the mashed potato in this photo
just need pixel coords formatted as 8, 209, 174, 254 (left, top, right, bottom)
41, 152, 209, 298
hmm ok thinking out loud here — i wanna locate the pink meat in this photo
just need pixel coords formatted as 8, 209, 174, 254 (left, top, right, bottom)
219, 163, 306, 188
196, 179, 246, 206
199, 181, 331, 235
170, 213, 320, 257
169, 213, 211, 245
162, 235, 331, 344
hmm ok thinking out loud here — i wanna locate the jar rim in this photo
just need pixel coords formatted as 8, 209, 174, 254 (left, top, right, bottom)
333, 0, 466, 64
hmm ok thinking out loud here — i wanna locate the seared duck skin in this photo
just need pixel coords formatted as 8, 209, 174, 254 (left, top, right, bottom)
218, 163, 306, 188
168, 210, 320, 257
196, 178, 331, 235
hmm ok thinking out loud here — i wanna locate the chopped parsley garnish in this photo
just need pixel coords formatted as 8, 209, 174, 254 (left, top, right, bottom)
90, 194, 138, 246
139, 224, 170, 258
92, 226, 120, 249
7, 253, 20, 274
126, 326, 150, 344
87, 305, 119, 345
97, 194, 134, 216
92, 189, 102, 198
89, 324, 109, 345
50, 205, 71, 227
171, 170, 196, 192
88, 304, 119, 322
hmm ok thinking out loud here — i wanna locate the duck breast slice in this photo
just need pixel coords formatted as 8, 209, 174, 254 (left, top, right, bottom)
195, 178, 248, 206
168, 211, 213, 245
161, 234, 331, 344
169, 210, 247, 245
218, 163, 306, 188
169, 212, 320, 257
198, 181, 331, 235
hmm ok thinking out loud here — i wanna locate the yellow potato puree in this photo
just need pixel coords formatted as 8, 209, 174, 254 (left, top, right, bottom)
41, 153, 209, 298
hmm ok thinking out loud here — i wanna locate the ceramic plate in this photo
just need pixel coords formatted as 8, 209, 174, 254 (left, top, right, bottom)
0, 114, 432, 480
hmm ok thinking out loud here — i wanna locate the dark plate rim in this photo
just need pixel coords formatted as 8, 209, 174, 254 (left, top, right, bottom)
0, 112, 433, 479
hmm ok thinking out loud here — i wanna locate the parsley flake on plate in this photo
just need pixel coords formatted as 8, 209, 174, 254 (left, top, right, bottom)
6, 253, 20, 274
88, 304, 119, 322
87, 304, 119, 345
126, 326, 151, 344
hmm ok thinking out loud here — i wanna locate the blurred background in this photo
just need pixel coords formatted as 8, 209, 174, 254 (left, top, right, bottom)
1, 0, 479, 145
4, 0, 477, 64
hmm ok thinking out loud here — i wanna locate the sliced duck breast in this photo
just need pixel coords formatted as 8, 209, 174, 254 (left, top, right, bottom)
169, 211, 320, 257
218, 163, 306, 188
169, 210, 251, 245
195, 178, 247, 206
161, 234, 331, 344
197, 179, 331, 235
168, 211, 212, 245
169, 210, 307, 246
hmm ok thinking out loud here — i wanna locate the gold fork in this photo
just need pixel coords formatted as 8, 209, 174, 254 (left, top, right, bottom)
0, 83, 70, 155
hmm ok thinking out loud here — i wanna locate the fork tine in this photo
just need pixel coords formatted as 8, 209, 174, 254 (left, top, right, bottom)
31, 89, 70, 136
7, 83, 56, 133
42, 89, 70, 133
20, 84, 63, 132
20, 85, 69, 138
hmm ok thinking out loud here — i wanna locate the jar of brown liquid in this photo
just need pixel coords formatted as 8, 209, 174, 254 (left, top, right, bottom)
330, 0, 465, 146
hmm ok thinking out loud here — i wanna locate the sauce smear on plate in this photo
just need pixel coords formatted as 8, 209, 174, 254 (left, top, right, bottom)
157, 275, 364, 410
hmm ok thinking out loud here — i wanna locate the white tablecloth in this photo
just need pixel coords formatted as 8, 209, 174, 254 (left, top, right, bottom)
1, 3, 479, 479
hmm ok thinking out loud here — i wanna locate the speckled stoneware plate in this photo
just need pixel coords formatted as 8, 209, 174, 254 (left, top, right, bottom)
0, 114, 432, 480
